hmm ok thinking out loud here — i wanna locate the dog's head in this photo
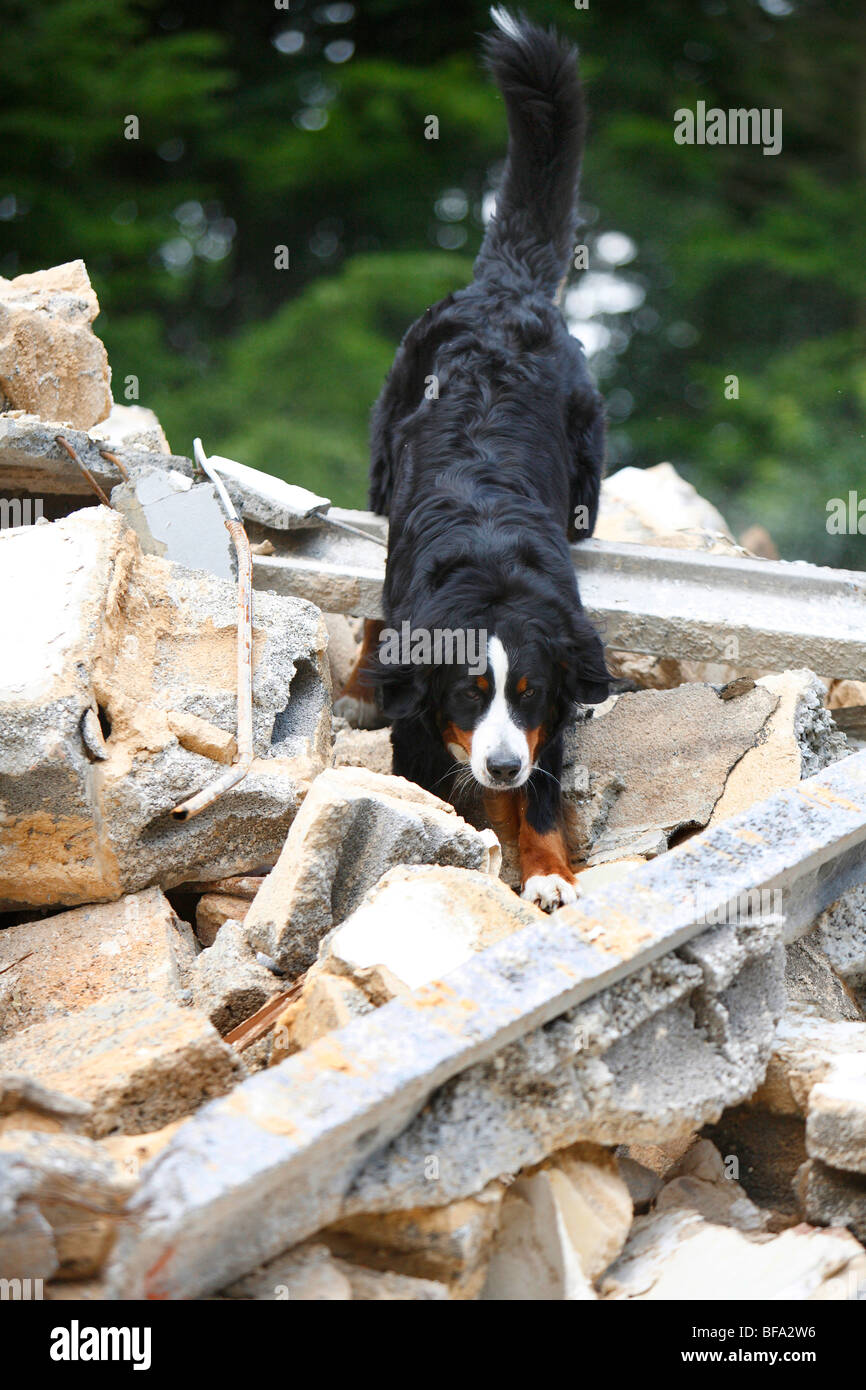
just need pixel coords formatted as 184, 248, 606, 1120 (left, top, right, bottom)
376, 599, 608, 790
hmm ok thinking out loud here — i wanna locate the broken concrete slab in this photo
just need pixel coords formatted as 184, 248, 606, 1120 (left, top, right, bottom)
191, 919, 285, 1036
0, 989, 245, 1138
105, 750, 866, 1299
271, 971, 376, 1063
221, 1240, 451, 1301
0, 261, 111, 428
0, 889, 198, 1040
110, 467, 235, 581
563, 682, 779, 861
755, 1007, 866, 1116
203, 454, 330, 532
599, 1208, 866, 1300
0, 414, 193, 497
245, 767, 502, 977
0, 506, 331, 910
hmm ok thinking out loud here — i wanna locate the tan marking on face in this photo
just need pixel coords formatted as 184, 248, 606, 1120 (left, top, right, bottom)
476, 675, 489, 692
443, 722, 473, 764
525, 725, 545, 760
516, 675, 528, 695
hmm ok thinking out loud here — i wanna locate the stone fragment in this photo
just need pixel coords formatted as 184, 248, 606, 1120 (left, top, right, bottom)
246, 767, 501, 976
600, 1209, 866, 1300
324, 1184, 503, 1299
0, 507, 331, 909
0, 990, 245, 1137
323, 613, 360, 696
0, 1076, 91, 1134
784, 935, 863, 1024
89, 403, 170, 456
653, 1138, 768, 1232
223, 1242, 351, 1300
272, 972, 374, 1063
806, 1058, 866, 1175
481, 1145, 632, 1300
191, 920, 285, 1036
334, 1261, 451, 1300
796, 1159, 866, 1244
166, 710, 238, 765
0, 1131, 127, 1282
0, 889, 198, 1040
332, 725, 393, 777
195, 893, 250, 948
202, 454, 330, 531
754, 1007, 866, 1116
596, 462, 736, 548
0, 261, 111, 428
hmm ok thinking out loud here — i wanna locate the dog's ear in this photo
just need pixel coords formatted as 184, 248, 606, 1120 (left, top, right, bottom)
551, 613, 609, 731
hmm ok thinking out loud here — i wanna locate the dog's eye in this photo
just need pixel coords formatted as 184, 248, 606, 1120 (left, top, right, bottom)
520, 687, 536, 701
464, 688, 482, 703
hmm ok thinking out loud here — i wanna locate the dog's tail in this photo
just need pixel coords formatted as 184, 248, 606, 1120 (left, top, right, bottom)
475, 8, 585, 298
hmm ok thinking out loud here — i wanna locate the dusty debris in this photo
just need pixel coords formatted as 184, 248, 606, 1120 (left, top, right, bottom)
0, 261, 112, 429
110, 466, 236, 581
0, 989, 245, 1137
0, 506, 331, 910
245, 767, 501, 976
599, 1208, 866, 1300
0, 889, 197, 1040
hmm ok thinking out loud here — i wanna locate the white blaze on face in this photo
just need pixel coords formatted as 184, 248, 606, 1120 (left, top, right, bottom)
470, 635, 531, 788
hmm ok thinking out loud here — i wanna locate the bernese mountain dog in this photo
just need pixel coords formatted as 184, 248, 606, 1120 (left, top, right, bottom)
337, 8, 609, 911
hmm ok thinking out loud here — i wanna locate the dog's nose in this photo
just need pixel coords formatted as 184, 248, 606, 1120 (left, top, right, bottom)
486, 752, 522, 784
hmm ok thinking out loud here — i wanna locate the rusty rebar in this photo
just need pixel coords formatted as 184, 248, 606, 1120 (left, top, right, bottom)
55, 435, 112, 507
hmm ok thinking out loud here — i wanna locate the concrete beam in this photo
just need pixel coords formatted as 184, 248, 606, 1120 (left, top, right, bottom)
107, 749, 866, 1299
253, 518, 866, 680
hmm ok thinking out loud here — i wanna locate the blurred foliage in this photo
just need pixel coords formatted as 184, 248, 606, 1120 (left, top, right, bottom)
0, 0, 863, 565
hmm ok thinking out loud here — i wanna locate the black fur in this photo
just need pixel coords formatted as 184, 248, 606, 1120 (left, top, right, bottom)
368, 11, 608, 838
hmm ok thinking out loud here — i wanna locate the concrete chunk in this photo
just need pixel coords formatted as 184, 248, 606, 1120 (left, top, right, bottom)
246, 767, 502, 976
191, 919, 284, 1036
0, 990, 245, 1137
0, 260, 111, 428
0, 889, 198, 1040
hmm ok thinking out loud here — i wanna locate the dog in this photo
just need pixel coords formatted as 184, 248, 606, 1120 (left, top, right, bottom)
337, 8, 609, 911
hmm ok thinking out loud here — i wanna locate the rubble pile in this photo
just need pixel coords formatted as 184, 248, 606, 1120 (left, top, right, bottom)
1, 263, 866, 1301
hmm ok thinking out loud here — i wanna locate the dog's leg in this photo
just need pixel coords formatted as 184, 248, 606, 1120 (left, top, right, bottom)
518, 738, 578, 912
334, 618, 384, 729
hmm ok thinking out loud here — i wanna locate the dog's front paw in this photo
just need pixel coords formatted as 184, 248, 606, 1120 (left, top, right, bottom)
333, 693, 380, 729
521, 873, 579, 912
